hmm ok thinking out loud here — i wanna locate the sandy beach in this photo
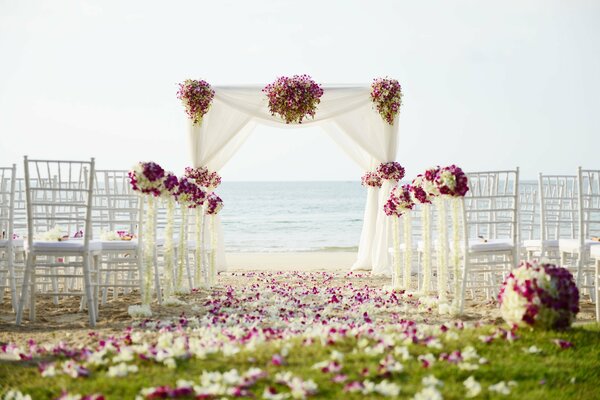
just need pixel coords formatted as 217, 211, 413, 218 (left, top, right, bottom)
225, 251, 359, 270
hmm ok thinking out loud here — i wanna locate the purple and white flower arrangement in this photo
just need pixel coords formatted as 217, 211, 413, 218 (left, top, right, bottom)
377, 161, 405, 182
435, 165, 469, 197
384, 184, 415, 217
370, 77, 402, 125
263, 75, 324, 124
176, 79, 215, 124
498, 260, 579, 330
205, 193, 224, 215
128, 162, 165, 197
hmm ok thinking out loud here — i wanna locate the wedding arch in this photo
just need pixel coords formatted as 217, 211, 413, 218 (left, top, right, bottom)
186, 82, 401, 275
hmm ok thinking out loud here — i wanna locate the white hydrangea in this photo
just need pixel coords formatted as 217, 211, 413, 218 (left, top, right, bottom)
107, 362, 138, 377
463, 376, 482, 398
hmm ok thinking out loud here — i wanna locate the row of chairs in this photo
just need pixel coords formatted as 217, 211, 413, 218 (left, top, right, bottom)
393, 168, 600, 318
0, 158, 207, 327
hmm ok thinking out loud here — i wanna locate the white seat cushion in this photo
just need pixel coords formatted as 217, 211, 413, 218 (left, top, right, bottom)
100, 240, 138, 251
468, 239, 514, 252
591, 245, 600, 259
559, 238, 600, 253
0, 238, 24, 248
27, 239, 102, 252
522, 239, 559, 249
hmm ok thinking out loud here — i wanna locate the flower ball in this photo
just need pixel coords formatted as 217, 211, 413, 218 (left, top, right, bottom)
498, 261, 579, 330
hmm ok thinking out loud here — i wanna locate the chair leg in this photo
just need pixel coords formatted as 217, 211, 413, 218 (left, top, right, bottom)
7, 247, 18, 312
16, 253, 34, 325
93, 255, 100, 319
596, 259, 600, 323
51, 256, 59, 305
29, 256, 37, 322
101, 257, 110, 305
82, 254, 96, 327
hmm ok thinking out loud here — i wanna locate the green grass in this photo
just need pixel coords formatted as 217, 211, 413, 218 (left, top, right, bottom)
1, 324, 599, 399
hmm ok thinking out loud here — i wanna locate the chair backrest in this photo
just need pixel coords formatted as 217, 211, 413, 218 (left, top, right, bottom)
538, 174, 578, 241
92, 170, 140, 236
24, 157, 95, 247
519, 181, 538, 241
0, 165, 16, 243
578, 168, 600, 241
464, 169, 519, 244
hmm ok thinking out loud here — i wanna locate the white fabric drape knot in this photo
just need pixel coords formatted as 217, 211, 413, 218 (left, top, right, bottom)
187, 85, 400, 274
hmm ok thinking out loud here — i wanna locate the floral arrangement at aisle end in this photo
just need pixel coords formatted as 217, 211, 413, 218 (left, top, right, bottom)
263, 75, 324, 124
361, 171, 383, 188
410, 171, 438, 296
377, 161, 405, 182
177, 79, 215, 124
204, 193, 224, 287
371, 77, 403, 125
128, 162, 166, 197
436, 165, 469, 197
499, 260, 579, 330
385, 184, 415, 291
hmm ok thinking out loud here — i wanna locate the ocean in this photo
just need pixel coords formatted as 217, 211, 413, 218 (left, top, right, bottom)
217, 181, 365, 252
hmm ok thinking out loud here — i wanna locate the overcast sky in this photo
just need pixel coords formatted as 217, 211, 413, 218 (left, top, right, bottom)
1, 0, 598, 181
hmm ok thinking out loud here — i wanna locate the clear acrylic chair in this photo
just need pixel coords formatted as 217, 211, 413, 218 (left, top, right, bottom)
16, 157, 100, 327
92, 170, 142, 307
0, 164, 22, 311
458, 169, 520, 312
560, 168, 600, 295
524, 174, 578, 263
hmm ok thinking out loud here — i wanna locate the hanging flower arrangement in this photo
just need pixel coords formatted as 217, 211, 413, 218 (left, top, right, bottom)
361, 172, 382, 188
162, 173, 179, 196
499, 261, 579, 330
128, 162, 165, 197
371, 77, 403, 125
376, 161, 405, 181
435, 165, 469, 197
384, 184, 414, 217
177, 79, 215, 124
184, 166, 221, 191
409, 175, 434, 204
263, 75, 324, 124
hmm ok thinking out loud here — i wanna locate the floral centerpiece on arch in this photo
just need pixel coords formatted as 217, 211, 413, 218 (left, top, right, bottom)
361, 172, 383, 188
263, 75, 324, 124
377, 161, 405, 182
177, 79, 215, 124
371, 77, 402, 125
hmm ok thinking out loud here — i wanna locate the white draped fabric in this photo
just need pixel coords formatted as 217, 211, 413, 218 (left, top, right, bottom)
187, 85, 399, 275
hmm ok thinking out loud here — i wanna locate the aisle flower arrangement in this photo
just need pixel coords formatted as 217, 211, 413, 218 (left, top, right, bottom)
385, 185, 414, 290
128, 162, 167, 316
128, 162, 166, 197
174, 178, 206, 294
436, 165, 469, 314
370, 77, 402, 125
361, 171, 383, 188
176, 79, 215, 124
161, 173, 179, 301
411, 173, 437, 295
377, 161, 405, 182
205, 193, 224, 287
263, 75, 324, 124
499, 261, 580, 330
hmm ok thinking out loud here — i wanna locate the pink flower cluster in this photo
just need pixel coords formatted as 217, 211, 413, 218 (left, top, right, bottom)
435, 165, 469, 197
205, 192, 224, 215
371, 78, 402, 125
176, 79, 215, 124
361, 172, 383, 188
498, 261, 580, 330
184, 166, 222, 190
175, 177, 207, 208
263, 75, 324, 124
128, 162, 219, 208
376, 162, 405, 181
384, 184, 414, 217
